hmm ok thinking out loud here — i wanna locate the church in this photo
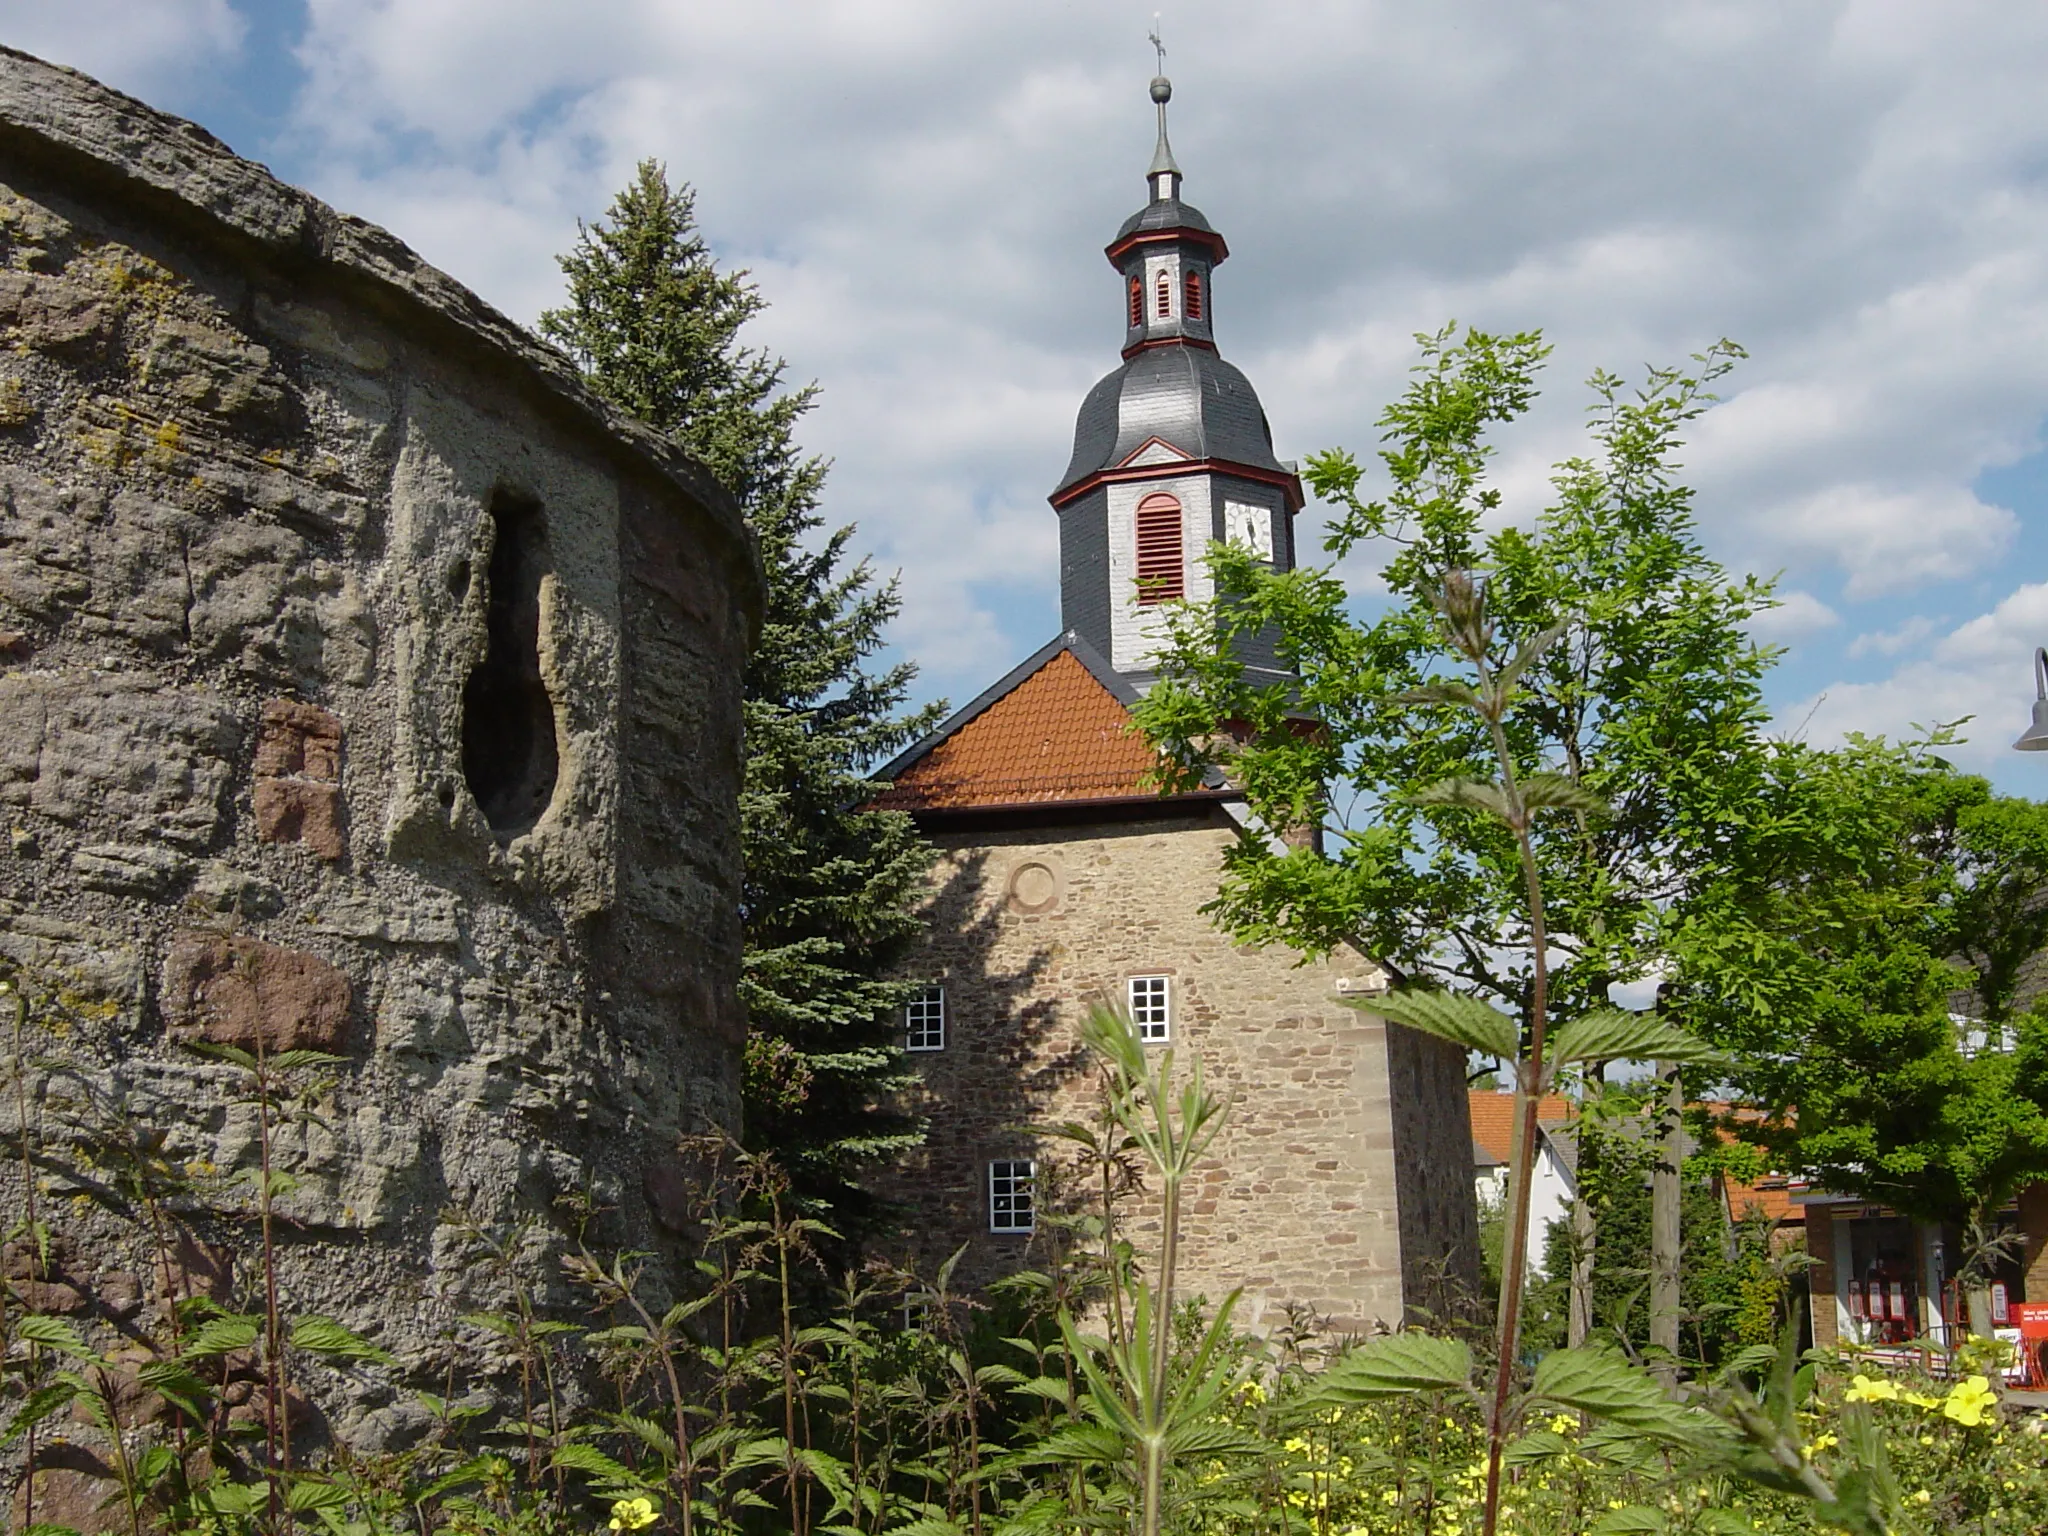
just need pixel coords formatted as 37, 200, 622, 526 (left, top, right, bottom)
871, 77, 1477, 1331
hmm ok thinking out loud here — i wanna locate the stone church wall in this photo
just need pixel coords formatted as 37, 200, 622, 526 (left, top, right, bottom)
883, 809, 1479, 1333
0, 49, 760, 1445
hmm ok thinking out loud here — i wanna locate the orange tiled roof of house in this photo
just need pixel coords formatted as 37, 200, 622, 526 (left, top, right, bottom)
871, 646, 1166, 812
1468, 1090, 1575, 1167
1697, 1101, 1807, 1228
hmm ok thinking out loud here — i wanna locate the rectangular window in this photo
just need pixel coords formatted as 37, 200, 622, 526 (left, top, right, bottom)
905, 984, 946, 1052
988, 1159, 1036, 1233
1129, 975, 1170, 1042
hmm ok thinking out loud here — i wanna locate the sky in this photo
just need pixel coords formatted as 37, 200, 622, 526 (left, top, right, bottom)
12, 0, 2048, 790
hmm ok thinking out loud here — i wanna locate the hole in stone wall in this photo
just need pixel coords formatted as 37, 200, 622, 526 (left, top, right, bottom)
446, 557, 470, 600
460, 490, 558, 840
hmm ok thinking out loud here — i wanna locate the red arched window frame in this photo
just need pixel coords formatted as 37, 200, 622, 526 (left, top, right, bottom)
1128, 275, 1142, 328
1134, 492, 1184, 604
1155, 270, 1172, 319
1184, 269, 1203, 321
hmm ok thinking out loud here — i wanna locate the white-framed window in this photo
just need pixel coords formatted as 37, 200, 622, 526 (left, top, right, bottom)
905, 984, 946, 1052
988, 1159, 1036, 1233
1129, 975, 1170, 1042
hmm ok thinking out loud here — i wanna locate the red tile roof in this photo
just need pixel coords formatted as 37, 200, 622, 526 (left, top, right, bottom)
871, 648, 1165, 812
1469, 1090, 1575, 1167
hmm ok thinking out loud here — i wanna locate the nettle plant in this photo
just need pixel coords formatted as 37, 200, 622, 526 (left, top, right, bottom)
1310, 572, 1907, 1536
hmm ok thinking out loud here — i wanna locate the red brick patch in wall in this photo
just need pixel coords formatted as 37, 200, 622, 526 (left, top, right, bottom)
163, 932, 352, 1053
252, 698, 344, 859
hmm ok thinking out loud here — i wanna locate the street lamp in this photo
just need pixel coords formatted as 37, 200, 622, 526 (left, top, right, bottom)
2016, 648, 2048, 751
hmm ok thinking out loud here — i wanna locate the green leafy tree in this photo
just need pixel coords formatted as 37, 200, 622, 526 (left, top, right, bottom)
541, 161, 942, 1234
1134, 324, 1772, 1042
1677, 747, 2048, 1269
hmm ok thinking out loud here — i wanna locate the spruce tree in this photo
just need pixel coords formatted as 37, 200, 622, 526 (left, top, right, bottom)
540, 161, 941, 1234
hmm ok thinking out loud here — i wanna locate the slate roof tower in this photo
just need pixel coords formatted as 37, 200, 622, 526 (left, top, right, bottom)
871, 76, 1479, 1330
1052, 73, 1302, 691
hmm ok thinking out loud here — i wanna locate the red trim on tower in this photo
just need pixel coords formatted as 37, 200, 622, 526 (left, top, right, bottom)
1051, 456, 1305, 513
1105, 227, 1229, 266
1121, 335, 1218, 360
1113, 435, 1194, 468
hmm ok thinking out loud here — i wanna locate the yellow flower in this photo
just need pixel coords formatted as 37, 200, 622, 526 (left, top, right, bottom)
1912, 1489, 1932, 1505
1904, 1390, 1942, 1410
609, 1497, 658, 1532
1547, 1413, 1576, 1435
1845, 1373, 1898, 1403
1942, 1374, 1998, 1428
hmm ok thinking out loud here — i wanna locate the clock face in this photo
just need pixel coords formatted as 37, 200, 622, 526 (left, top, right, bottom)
1228, 501, 1273, 562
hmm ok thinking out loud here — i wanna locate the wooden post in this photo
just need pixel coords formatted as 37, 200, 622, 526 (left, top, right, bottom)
1568, 1067, 1600, 1348
1649, 1060, 1683, 1375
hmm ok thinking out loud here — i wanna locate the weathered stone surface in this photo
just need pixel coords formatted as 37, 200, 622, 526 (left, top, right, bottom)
0, 43, 761, 1442
879, 814, 1477, 1333
163, 932, 353, 1052
0, 671, 239, 845
308, 887, 459, 944
12, 1445, 121, 1535
188, 859, 284, 917
153, 1230, 233, 1309
0, 909, 144, 1030
71, 840, 193, 896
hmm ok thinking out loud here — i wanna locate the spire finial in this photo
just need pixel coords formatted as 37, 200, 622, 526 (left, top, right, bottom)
1145, 15, 1181, 200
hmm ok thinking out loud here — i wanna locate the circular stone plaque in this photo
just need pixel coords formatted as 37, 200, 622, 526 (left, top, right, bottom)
1007, 859, 1060, 914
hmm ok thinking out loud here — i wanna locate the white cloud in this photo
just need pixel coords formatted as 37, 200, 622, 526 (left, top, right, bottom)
55, 0, 2048, 721
1782, 582, 2048, 771
1847, 615, 1937, 660
0, 0, 244, 96
1749, 590, 1840, 643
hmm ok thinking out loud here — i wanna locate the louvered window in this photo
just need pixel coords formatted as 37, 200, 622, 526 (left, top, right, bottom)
1155, 270, 1172, 318
1128, 276, 1142, 327
1184, 270, 1203, 321
1134, 493, 1184, 604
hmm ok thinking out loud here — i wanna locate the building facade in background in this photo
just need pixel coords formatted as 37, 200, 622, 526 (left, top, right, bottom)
871, 79, 1478, 1332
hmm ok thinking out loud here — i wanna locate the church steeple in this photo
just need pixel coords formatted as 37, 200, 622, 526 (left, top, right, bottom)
1105, 70, 1226, 358
1147, 74, 1181, 202
1048, 74, 1301, 690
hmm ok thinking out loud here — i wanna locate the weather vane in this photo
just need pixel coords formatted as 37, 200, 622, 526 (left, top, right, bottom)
1149, 13, 1166, 73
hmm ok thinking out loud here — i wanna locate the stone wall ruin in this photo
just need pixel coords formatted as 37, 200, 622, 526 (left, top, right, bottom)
0, 45, 761, 1460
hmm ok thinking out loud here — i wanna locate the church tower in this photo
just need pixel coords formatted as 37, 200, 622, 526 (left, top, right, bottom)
1052, 76, 1301, 689
871, 77, 1478, 1331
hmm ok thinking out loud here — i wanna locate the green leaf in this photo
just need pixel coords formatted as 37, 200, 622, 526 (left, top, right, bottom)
1392, 681, 1484, 711
1363, 990, 1518, 1059
1502, 1428, 1570, 1466
290, 1315, 397, 1364
1410, 777, 1512, 819
1529, 1345, 1721, 1444
2, 1382, 80, 1445
183, 1315, 261, 1357
551, 1442, 647, 1491
1312, 1331, 1473, 1401
1588, 1509, 1667, 1534
1495, 619, 1571, 692
1518, 772, 1609, 817
1548, 1009, 1729, 1069
13, 1314, 91, 1359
